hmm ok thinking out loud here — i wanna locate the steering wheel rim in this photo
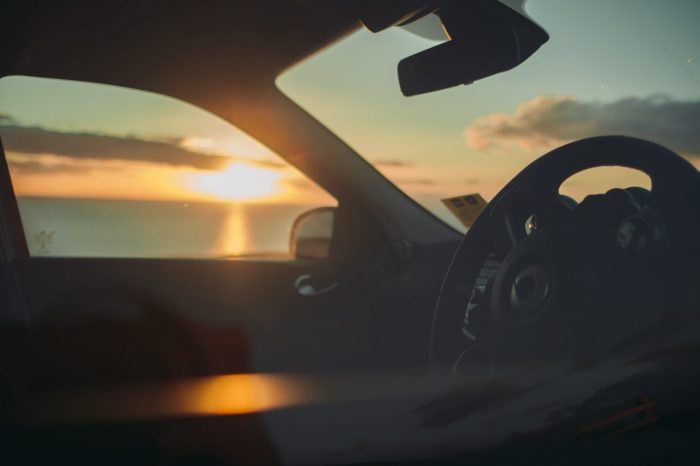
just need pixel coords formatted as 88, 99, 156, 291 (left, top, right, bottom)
430, 135, 700, 381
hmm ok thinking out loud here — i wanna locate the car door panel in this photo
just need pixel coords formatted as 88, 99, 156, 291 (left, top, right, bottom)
9, 232, 458, 375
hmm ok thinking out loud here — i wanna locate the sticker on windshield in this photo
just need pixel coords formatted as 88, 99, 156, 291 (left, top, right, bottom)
442, 193, 487, 228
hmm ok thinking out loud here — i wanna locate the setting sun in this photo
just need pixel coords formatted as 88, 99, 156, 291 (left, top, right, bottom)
187, 162, 283, 201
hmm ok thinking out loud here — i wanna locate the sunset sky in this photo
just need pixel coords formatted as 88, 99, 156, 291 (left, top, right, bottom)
0, 76, 334, 205
1, 0, 699, 227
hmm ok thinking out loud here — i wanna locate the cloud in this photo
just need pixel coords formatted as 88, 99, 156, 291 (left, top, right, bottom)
177, 137, 216, 151
394, 178, 436, 186
373, 159, 414, 168
0, 113, 14, 124
249, 159, 287, 170
283, 177, 317, 191
466, 95, 700, 158
7, 157, 92, 175
0, 124, 233, 170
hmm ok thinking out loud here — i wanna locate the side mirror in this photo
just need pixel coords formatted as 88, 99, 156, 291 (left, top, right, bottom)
290, 207, 336, 259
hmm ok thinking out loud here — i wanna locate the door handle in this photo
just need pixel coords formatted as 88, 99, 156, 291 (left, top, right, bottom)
294, 274, 338, 297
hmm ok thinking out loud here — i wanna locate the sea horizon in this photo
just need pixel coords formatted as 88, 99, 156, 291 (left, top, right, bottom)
15, 196, 331, 259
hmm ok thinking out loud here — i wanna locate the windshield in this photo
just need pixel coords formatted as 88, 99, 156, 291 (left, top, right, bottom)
277, 0, 700, 231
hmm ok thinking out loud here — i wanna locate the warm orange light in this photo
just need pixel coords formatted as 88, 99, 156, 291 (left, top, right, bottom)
22, 370, 446, 423
186, 374, 301, 415
187, 162, 283, 201
29, 374, 314, 422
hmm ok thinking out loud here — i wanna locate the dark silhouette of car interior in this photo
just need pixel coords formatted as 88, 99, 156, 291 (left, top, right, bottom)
0, 1, 699, 465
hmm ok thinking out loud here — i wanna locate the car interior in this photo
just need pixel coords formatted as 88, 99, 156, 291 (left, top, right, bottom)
0, 1, 699, 465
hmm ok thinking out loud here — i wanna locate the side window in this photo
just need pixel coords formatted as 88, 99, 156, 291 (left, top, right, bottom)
0, 76, 336, 258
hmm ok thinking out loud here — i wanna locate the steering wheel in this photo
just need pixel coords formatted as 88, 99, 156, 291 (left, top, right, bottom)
430, 136, 700, 381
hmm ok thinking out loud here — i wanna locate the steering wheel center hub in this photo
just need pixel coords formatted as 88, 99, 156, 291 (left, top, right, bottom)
510, 263, 549, 314
491, 232, 558, 327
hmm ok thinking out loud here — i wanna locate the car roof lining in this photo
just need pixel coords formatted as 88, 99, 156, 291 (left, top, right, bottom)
1, 0, 355, 90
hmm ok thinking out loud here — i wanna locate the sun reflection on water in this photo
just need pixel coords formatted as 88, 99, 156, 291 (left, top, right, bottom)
219, 203, 248, 256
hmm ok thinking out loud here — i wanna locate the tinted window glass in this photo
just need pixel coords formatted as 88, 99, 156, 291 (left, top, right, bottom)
0, 76, 336, 258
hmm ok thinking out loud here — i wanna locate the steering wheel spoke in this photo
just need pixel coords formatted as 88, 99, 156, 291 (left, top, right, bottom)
490, 210, 522, 255
489, 189, 573, 256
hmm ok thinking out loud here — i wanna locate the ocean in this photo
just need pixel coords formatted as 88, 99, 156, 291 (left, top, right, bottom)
16, 197, 330, 259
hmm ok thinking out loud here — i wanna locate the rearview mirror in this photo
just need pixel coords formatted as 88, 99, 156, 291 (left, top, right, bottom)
308, 1, 548, 96
290, 207, 336, 259
397, 1, 549, 96
306, 0, 549, 96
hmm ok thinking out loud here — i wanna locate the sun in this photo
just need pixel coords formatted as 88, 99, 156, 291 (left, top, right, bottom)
187, 162, 283, 201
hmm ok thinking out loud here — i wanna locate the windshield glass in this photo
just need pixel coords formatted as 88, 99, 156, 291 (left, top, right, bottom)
277, 0, 700, 230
